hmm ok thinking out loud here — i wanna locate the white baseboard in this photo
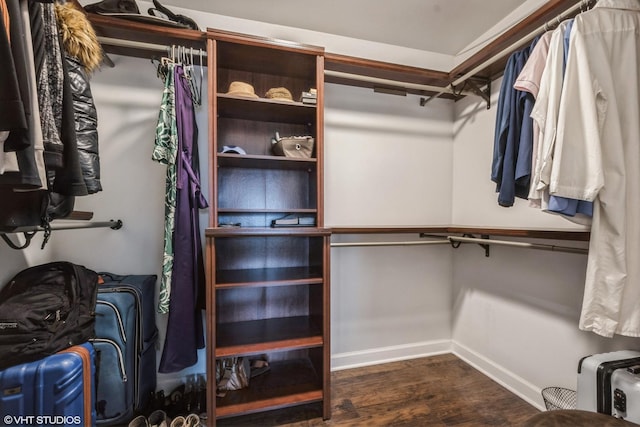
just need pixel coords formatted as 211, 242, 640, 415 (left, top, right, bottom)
331, 339, 452, 371
452, 341, 546, 411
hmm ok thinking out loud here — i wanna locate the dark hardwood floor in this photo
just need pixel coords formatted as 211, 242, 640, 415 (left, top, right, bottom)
218, 353, 541, 426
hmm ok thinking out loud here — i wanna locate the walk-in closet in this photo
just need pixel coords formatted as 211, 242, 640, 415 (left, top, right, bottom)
2, 0, 640, 425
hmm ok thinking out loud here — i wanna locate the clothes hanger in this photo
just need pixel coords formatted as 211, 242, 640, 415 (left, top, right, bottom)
189, 47, 203, 106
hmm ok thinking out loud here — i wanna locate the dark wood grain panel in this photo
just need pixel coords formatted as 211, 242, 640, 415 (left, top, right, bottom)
216, 286, 309, 323
207, 228, 331, 237
215, 316, 323, 355
217, 95, 316, 124
208, 28, 324, 57
325, 52, 450, 88
216, 358, 323, 417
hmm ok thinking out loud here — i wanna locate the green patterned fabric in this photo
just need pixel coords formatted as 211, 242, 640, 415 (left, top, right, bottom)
152, 64, 177, 314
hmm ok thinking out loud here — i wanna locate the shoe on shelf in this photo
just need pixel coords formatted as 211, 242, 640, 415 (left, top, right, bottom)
128, 415, 149, 427
185, 413, 200, 427
148, 409, 171, 427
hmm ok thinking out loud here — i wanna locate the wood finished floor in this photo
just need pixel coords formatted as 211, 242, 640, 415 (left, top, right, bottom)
217, 353, 541, 426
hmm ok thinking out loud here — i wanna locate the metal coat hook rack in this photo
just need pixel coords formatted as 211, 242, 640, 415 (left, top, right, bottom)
0, 219, 123, 250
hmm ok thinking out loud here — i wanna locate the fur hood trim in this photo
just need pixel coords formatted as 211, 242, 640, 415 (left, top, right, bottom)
55, 2, 103, 73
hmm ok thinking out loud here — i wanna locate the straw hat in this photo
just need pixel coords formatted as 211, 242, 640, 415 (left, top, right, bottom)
265, 87, 293, 102
226, 81, 259, 99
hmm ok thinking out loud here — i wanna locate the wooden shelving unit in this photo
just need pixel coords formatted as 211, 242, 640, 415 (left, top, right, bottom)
205, 29, 330, 424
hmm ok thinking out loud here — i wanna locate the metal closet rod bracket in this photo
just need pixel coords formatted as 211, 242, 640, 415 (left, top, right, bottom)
419, 77, 491, 109
469, 234, 490, 257
463, 77, 492, 110
420, 232, 490, 256
0, 219, 123, 250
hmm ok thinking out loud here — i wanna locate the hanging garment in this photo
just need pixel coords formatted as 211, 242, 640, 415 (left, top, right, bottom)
517, 23, 592, 224
0, 7, 22, 174
0, 0, 8, 37
158, 65, 207, 373
55, 2, 104, 194
514, 31, 553, 209
49, 44, 89, 197
36, 1, 64, 170
0, 5, 26, 140
491, 38, 536, 207
528, 23, 569, 211
547, 19, 593, 221
152, 62, 178, 314
0, 0, 44, 189
550, 0, 640, 337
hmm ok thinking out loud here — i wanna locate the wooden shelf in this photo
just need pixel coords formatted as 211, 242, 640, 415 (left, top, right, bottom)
216, 358, 323, 418
207, 227, 331, 237
216, 316, 323, 357
325, 52, 454, 98
217, 208, 316, 214
217, 94, 316, 124
216, 266, 323, 288
87, 13, 205, 59
211, 29, 322, 73
217, 153, 316, 170
330, 226, 590, 241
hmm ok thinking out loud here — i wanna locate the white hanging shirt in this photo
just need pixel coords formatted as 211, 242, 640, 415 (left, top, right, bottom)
529, 24, 567, 208
514, 31, 552, 208
550, 0, 640, 337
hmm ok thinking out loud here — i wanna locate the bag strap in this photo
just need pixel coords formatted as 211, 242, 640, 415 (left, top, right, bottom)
1, 232, 37, 250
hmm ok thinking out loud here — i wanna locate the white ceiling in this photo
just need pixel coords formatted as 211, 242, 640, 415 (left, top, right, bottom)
157, 0, 528, 56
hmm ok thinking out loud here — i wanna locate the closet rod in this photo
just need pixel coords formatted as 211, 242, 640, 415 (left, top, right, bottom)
447, 236, 588, 255
324, 70, 475, 97
423, 0, 585, 106
97, 36, 207, 57
331, 239, 450, 248
2, 219, 123, 234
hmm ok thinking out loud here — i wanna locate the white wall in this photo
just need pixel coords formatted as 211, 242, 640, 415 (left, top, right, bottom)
0, 238, 53, 286
325, 85, 455, 368
451, 79, 640, 409
324, 85, 453, 227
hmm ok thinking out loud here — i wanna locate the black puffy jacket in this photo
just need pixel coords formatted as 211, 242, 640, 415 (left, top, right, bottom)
65, 54, 101, 194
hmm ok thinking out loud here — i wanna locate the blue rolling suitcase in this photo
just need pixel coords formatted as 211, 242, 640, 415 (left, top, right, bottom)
93, 273, 158, 426
0, 343, 96, 426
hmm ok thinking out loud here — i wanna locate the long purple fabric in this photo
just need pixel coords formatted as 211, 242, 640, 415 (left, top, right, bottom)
159, 65, 208, 373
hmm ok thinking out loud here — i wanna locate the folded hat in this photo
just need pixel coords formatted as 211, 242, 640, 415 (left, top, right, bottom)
226, 81, 259, 99
265, 87, 293, 102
